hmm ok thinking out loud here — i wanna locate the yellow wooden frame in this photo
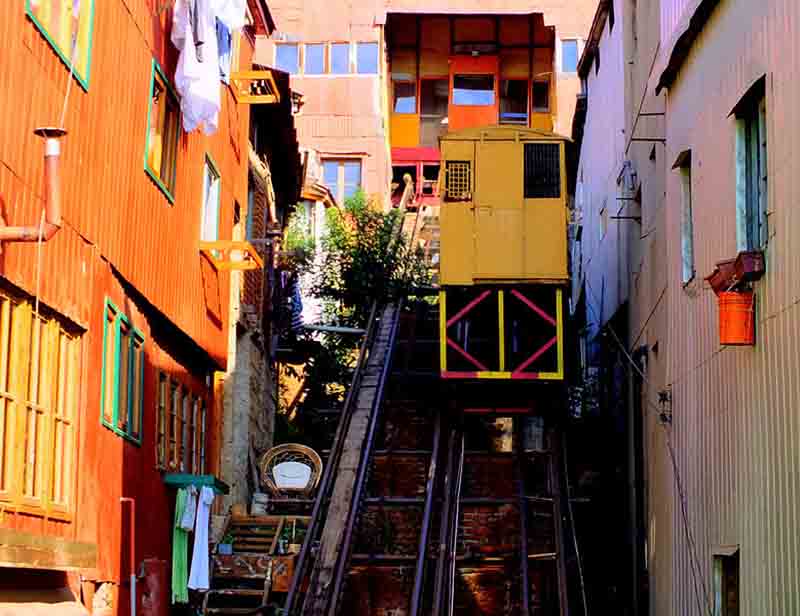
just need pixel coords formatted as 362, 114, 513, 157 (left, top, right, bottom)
230, 70, 281, 105
199, 240, 265, 271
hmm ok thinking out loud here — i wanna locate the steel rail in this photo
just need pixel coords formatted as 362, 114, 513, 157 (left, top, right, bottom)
409, 410, 443, 616
445, 433, 465, 616
325, 300, 404, 616
431, 429, 457, 614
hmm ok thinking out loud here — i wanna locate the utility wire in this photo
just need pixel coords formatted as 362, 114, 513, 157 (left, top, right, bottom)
582, 279, 714, 616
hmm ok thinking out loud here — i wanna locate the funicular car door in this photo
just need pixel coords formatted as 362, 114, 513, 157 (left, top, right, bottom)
474, 135, 524, 280
439, 138, 475, 285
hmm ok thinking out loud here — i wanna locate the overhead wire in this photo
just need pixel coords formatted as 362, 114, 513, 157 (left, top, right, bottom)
582, 279, 714, 616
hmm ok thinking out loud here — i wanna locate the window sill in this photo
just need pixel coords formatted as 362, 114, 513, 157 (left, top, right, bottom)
145, 166, 176, 205
101, 419, 142, 447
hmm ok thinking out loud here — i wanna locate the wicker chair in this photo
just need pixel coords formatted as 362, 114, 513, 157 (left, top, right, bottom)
259, 443, 323, 499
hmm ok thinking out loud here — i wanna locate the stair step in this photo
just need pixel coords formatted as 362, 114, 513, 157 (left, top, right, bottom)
206, 609, 263, 615
208, 589, 264, 597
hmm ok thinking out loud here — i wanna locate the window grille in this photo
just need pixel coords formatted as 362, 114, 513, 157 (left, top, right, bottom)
445, 161, 471, 201
524, 143, 561, 199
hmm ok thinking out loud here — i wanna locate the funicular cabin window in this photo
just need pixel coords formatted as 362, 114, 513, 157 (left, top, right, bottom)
0, 290, 80, 515
453, 75, 495, 106
422, 164, 440, 196
500, 80, 528, 124
393, 81, 417, 114
524, 143, 561, 199
145, 60, 180, 202
26, 0, 95, 88
445, 161, 471, 201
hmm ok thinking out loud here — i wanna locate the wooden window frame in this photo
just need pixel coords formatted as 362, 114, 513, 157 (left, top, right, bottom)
156, 370, 208, 474
356, 41, 380, 75
25, 0, 96, 90
322, 158, 363, 204
275, 42, 300, 75
674, 150, 695, 285
144, 59, 181, 204
0, 290, 80, 519
532, 78, 550, 113
100, 299, 145, 446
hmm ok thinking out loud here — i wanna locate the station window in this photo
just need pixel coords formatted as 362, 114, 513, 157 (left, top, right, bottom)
523, 143, 561, 199
356, 42, 379, 74
324, 159, 362, 203
0, 290, 80, 515
305, 43, 325, 74
201, 156, 221, 241
445, 161, 471, 201
26, 0, 95, 88
500, 79, 528, 125
420, 79, 449, 147
145, 60, 180, 203
331, 43, 350, 74
393, 81, 417, 113
674, 150, 695, 284
532, 79, 550, 112
276, 43, 299, 74
422, 163, 441, 196
101, 299, 145, 445
561, 40, 579, 73
453, 75, 495, 106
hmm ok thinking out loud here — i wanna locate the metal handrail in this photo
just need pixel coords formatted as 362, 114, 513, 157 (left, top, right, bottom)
324, 300, 404, 615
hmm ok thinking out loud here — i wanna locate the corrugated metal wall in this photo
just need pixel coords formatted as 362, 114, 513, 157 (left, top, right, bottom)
0, 1, 252, 365
653, 0, 800, 613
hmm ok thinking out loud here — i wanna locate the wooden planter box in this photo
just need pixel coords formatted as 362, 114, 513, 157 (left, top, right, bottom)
734, 250, 765, 282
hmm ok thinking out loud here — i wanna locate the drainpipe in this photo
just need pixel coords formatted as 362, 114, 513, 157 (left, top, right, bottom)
0, 127, 66, 242
120, 497, 137, 616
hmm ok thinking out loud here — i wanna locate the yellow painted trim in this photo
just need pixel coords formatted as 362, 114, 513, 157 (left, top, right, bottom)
498, 290, 505, 371
439, 290, 447, 373
476, 372, 513, 379
537, 372, 562, 380
555, 288, 564, 379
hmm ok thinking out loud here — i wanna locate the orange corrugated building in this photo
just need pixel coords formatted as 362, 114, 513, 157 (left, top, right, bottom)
0, 2, 296, 614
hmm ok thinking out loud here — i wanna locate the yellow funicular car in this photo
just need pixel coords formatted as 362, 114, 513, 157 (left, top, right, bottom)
438, 126, 570, 380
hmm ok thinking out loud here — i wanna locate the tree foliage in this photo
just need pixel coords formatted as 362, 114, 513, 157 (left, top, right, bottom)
312, 190, 428, 326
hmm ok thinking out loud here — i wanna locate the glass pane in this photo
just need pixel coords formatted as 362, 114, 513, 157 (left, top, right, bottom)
102, 308, 116, 425
130, 338, 143, 439
305, 43, 325, 74
500, 79, 528, 124
170, 382, 179, 467
161, 88, 180, 193
202, 160, 220, 241
393, 81, 416, 114
117, 325, 130, 432
421, 79, 449, 116
532, 80, 550, 112
356, 42, 379, 74
453, 75, 495, 106
276, 44, 299, 74
344, 162, 361, 187
147, 77, 166, 176
562, 40, 579, 73
28, 0, 93, 82
331, 43, 350, 74
323, 161, 339, 188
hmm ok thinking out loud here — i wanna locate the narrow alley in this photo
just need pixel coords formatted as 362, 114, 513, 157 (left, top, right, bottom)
1, 1, 799, 615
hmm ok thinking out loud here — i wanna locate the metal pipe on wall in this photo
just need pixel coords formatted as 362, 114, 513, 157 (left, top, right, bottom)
0, 127, 66, 242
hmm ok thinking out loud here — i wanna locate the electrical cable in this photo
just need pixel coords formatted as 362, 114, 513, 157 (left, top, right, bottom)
582, 279, 714, 616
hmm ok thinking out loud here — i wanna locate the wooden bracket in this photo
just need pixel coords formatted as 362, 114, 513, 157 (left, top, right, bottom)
230, 70, 280, 105
199, 240, 265, 271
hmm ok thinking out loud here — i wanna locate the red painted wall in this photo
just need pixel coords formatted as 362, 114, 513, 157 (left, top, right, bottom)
0, 2, 259, 610
448, 55, 500, 132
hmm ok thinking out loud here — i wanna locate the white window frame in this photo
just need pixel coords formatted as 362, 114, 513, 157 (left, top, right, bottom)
735, 93, 768, 252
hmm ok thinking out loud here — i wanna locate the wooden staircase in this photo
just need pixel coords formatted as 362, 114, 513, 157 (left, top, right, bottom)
202, 515, 307, 615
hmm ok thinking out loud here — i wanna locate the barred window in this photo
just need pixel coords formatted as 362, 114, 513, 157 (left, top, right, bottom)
445, 161, 471, 202
524, 143, 561, 199
156, 371, 207, 474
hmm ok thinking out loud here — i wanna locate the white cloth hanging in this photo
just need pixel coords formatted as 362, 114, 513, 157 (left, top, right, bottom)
171, 0, 247, 134
179, 485, 198, 531
187, 486, 215, 590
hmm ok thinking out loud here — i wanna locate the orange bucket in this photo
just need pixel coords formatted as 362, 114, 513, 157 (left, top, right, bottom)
718, 291, 755, 346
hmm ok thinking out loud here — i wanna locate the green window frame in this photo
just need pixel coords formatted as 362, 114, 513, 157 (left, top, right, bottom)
25, 0, 96, 90
144, 59, 181, 204
100, 299, 145, 445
